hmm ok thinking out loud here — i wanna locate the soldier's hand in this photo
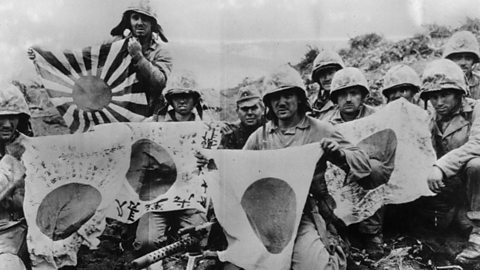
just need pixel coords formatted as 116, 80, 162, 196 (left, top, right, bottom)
427, 166, 445, 193
27, 48, 35, 60
128, 37, 142, 58
221, 122, 235, 135
319, 138, 345, 163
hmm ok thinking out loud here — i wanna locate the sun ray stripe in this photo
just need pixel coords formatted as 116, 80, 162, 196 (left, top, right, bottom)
82, 46, 92, 76
91, 112, 100, 125
35, 60, 76, 87
109, 64, 136, 90
105, 106, 129, 122
100, 40, 125, 80
111, 93, 148, 105
63, 50, 82, 78
103, 41, 129, 83
96, 43, 111, 77
70, 108, 81, 133
55, 52, 80, 80
71, 50, 87, 76
42, 79, 74, 94
101, 108, 117, 123
49, 97, 73, 107
108, 103, 145, 122
97, 110, 111, 123
106, 55, 132, 86
81, 111, 90, 132
34, 47, 76, 81
89, 45, 100, 77
111, 73, 137, 93
110, 100, 149, 117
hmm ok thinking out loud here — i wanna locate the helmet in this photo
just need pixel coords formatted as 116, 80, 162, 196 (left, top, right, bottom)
419, 59, 468, 100
330, 67, 370, 102
311, 50, 345, 81
382, 64, 421, 97
0, 84, 32, 136
110, 0, 168, 43
0, 85, 30, 118
262, 65, 308, 104
442, 30, 480, 63
236, 85, 262, 107
164, 71, 201, 103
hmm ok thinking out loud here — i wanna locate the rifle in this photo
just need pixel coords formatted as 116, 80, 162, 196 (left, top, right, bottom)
129, 222, 215, 270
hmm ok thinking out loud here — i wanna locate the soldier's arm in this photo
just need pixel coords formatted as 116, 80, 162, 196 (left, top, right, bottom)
434, 102, 480, 178
133, 44, 172, 96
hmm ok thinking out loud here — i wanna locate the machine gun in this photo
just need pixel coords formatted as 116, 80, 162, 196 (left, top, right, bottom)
129, 222, 216, 270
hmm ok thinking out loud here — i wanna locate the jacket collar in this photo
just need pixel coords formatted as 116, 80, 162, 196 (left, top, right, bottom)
269, 115, 310, 135
433, 98, 474, 138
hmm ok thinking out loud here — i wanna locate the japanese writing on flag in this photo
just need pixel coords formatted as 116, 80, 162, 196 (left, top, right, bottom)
21, 121, 221, 269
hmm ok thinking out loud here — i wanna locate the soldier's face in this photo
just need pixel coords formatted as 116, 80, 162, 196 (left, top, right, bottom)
171, 94, 196, 116
336, 87, 363, 114
429, 90, 461, 116
0, 114, 19, 142
385, 87, 415, 103
270, 90, 300, 121
130, 12, 153, 38
237, 103, 263, 127
317, 66, 338, 91
449, 53, 476, 73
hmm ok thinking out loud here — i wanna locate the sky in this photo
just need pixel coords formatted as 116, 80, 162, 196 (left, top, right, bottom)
1, 0, 480, 89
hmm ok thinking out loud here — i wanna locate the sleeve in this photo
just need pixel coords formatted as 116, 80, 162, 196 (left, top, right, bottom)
132, 44, 173, 96
435, 103, 480, 178
0, 155, 26, 202
324, 123, 372, 184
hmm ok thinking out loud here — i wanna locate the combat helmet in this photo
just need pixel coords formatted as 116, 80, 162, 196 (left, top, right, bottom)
442, 30, 480, 63
382, 64, 421, 97
110, 0, 168, 42
330, 67, 370, 103
311, 50, 345, 82
0, 84, 32, 136
419, 59, 468, 100
164, 71, 202, 118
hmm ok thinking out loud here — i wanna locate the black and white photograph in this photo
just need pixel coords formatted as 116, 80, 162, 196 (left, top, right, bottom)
1, 0, 480, 269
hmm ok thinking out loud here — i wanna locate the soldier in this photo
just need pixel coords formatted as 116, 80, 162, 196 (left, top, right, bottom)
310, 50, 345, 120
382, 64, 421, 104
324, 67, 389, 258
419, 59, 480, 265
322, 67, 376, 124
134, 73, 206, 255
110, 0, 172, 117
443, 30, 480, 99
0, 85, 34, 269
243, 65, 373, 270
220, 86, 264, 149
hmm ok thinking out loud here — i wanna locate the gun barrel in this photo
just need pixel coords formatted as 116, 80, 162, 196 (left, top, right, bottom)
130, 236, 199, 269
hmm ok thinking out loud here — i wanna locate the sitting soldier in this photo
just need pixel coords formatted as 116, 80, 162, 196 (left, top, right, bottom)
419, 59, 480, 265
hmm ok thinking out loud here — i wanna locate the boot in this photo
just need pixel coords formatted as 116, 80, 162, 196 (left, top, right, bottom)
456, 230, 480, 265
363, 233, 385, 260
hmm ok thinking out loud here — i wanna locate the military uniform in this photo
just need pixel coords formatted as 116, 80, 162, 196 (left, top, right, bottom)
418, 59, 480, 264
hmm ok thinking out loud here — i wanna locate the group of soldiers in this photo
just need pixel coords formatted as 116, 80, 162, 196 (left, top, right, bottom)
2, 0, 480, 269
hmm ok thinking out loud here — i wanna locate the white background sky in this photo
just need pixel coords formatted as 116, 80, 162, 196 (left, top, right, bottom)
1, 0, 480, 89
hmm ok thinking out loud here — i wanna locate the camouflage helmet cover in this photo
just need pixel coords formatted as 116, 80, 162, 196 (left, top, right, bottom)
382, 64, 421, 96
164, 71, 200, 102
330, 67, 370, 102
262, 65, 308, 105
110, 0, 168, 42
311, 50, 345, 81
419, 59, 468, 100
442, 30, 480, 63
0, 84, 30, 118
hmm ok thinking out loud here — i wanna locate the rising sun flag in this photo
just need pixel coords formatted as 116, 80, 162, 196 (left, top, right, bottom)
31, 39, 148, 133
